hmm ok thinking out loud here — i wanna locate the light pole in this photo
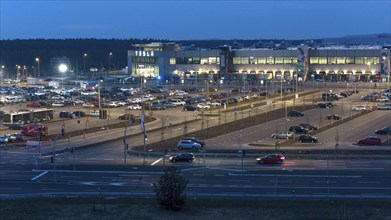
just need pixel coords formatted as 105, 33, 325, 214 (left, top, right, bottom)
0, 65, 4, 85
83, 53, 87, 73
280, 73, 283, 101
108, 52, 112, 73
58, 64, 67, 89
35, 58, 40, 78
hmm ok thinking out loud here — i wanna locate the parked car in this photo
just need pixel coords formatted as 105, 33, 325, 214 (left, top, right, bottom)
375, 126, 391, 135
59, 111, 74, 118
0, 136, 9, 143
271, 131, 293, 139
27, 102, 41, 108
317, 103, 330, 108
287, 110, 304, 117
181, 137, 205, 147
357, 136, 382, 145
6, 124, 24, 130
299, 123, 318, 130
183, 105, 197, 111
256, 154, 285, 164
352, 105, 368, 111
177, 140, 201, 149
169, 153, 195, 162
325, 114, 341, 120
377, 104, 391, 110
289, 126, 308, 134
51, 95, 65, 100
52, 101, 65, 107
83, 103, 96, 108
298, 134, 318, 143
127, 104, 142, 110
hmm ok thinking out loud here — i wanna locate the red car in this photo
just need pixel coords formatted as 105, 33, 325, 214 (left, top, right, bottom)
299, 123, 318, 130
256, 154, 285, 164
357, 136, 382, 145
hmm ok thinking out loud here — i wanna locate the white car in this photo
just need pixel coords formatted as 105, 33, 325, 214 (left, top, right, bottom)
197, 103, 211, 109
352, 105, 368, 111
108, 101, 119, 108
83, 103, 96, 108
376, 97, 389, 102
127, 104, 142, 110
171, 99, 186, 106
73, 99, 85, 104
271, 131, 293, 139
51, 95, 65, 100
52, 101, 65, 107
81, 90, 97, 96
207, 101, 221, 106
175, 91, 188, 96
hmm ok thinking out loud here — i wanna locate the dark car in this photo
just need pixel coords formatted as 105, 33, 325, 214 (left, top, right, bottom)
287, 110, 304, 117
299, 123, 318, 130
59, 111, 74, 118
6, 124, 24, 130
317, 103, 330, 108
375, 126, 391, 135
118, 114, 135, 121
357, 136, 382, 145
73, 111, 86, 117
299, 134, 318, 143
183, 105, 197, 111
181, 137, 205, 147
325, 114, 341, 120
289, 126, 308, 134
256, 154, 285, 164
169, 153, 195, 162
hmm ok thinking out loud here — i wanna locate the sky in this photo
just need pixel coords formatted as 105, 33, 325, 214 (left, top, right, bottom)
0, 0, 390, 40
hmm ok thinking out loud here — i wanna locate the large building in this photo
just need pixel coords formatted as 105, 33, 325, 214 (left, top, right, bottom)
127, 42, 390, 83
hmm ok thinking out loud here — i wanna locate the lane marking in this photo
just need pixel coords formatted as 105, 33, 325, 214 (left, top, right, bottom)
150, 157, 163, 166
31, 171, 48, 181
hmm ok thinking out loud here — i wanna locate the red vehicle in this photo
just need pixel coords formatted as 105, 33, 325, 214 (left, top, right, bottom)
256, 154, 285, 164
27, 102, 41, 108
357, 136, 382, 145
299, 123, 318, 130
21, 123, 48, 136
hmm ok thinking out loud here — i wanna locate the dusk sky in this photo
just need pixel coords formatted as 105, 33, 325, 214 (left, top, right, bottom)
0, 0, 390, 40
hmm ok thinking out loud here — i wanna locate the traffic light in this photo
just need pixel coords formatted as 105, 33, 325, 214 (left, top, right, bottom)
99, 109, 107, 119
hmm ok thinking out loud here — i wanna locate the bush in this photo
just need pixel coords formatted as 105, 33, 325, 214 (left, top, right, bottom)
153, 166, 188, 211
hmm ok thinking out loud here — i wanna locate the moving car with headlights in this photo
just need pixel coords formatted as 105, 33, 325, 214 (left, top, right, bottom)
271, 131, 293, 139
256, 154, 285, 164
357, 136, 382, 145
325, 114, 341, 120
287, 110, 304, 117
177, 140, 201, 149
169, 153, 195, 163
375, 126, 391, 135
298, 134, 318, 143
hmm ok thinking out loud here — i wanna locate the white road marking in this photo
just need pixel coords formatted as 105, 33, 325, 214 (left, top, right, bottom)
31, 171, 48, 181
150, 157, 163, 166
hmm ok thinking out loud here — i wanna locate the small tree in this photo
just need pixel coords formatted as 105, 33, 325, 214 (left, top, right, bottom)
153, 166, 189, 211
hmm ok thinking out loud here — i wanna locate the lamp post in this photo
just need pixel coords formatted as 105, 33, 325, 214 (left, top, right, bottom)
108, 52, 112, 73
280, 73, 283, 101
35, 58, 40, 78
83, 53, 87, 73
58, 64, 67, 89
0, 65, 4, 85
23, 65, 27, 78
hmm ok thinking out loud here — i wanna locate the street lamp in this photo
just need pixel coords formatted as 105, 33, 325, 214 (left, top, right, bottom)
0, 65, 4, 85
83, 53, 87, 73
58, 64, 68, 89
35, 58, 40, 78
108, 52, 112, 73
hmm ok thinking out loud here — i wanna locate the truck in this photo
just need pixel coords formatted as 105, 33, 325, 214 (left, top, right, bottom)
21, 123, 48, 137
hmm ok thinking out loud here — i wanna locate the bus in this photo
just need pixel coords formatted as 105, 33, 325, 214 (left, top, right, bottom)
3, 108, 54, 124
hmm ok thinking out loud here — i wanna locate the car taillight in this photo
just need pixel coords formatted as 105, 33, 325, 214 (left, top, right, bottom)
280, 156, 285, 160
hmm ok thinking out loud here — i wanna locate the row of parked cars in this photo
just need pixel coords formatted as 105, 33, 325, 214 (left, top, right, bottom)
0, 133, 24, 144
169, 153, 286, 164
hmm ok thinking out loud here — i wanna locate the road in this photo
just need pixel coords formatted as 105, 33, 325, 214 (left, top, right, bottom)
1, 159, 390, 199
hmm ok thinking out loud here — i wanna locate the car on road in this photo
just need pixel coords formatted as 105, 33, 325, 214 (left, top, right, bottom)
289, 126, 308, 134
375, 126, 391, 135
73, 111, 86, 117
376, 97, 389, 102
287, 110, 304, 117
169, 153, 195, 163
352, 105, 368, 111
325, 114, 341, 120
197, 103, 211, 109
299, 123, 318, 130
298, 134, 318, 143
357, 136, 382, 145
127, 104, 142, 110
256, 154, 285, 164
271, 131, 293, 139
177, 140, 202, 149
317, 103, 330, 108
59, 111, 74, 118
181, 137, 205, 147
183, 105, 197, 111
377, 104, 391, 110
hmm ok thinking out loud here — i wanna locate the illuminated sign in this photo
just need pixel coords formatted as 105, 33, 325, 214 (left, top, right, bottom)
135, 51, 154, 57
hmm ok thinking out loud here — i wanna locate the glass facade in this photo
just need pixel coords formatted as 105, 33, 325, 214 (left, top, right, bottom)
309, 56, 380, 64
233, 57, 297, 65
174, 57, 220, 65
